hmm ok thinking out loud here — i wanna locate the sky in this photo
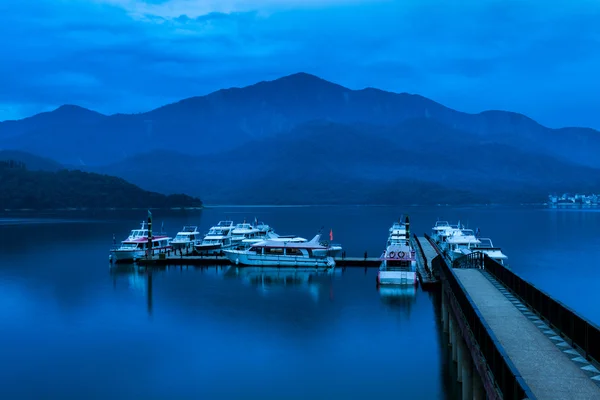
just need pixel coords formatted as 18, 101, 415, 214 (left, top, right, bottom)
1, 0, 599, 129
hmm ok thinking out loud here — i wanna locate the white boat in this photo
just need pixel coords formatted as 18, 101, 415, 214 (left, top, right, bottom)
446, 228, 482, 258
231, 222, 261, 248
223, 234, 336, 268
458, 238, 508, 265
110, 221, 172, 263
431, 220, 461, 243
378, 218, 417, 286
377, 243, 417, 285
388, 220, 408, 246
194, 220, 235, 255
170, 226, 202, 251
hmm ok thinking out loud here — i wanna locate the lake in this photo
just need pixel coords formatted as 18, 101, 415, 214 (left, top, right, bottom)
1, 205, 598, 399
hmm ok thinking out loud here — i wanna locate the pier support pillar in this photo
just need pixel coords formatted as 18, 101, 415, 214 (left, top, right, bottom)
457, 337, 464, 382
472, 365, 484, 400
461, 346, 472, 400
451, 319, 457, 362
442, 292, 449, 333
449, 316, 454, 346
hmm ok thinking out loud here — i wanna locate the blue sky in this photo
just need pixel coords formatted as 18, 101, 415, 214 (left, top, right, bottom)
1, 0, 599, 129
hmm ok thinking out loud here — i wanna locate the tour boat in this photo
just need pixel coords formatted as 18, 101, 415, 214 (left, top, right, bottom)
446, 228, 481, 259
378, 218, 417, 285
223, 234, 336, 268
231, 222, 261, 248
377, 244, 417, 285
456, 237, 508, 265
170, 226, 202, 252
388, 220, 408, 246
110, 221, 172, 263
431, 220, 462, 243
194, 220, 235, 255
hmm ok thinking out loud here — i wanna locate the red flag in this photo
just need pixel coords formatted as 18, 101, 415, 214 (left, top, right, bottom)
329, 228, 333, 241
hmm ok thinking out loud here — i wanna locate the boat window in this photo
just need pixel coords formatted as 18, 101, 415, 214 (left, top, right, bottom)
285, 248, 303, 256
264, 247, 284, 255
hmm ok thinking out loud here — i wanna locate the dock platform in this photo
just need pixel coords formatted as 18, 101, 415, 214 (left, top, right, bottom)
412, 236, 440, 288
134, 255, 382, 268
455, 268, 600, 399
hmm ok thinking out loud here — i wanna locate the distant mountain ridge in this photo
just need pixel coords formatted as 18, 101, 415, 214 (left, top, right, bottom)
1, 72, 599, 167
2, 72, 600, 205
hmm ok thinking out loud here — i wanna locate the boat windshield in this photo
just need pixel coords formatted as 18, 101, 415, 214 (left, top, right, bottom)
120, 243, 138, 249
174, 234, 189, 240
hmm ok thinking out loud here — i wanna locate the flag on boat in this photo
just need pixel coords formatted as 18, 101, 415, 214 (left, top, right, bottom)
254, 217, 258, 226
329, 228, 333, 241
148, 210, 152, 218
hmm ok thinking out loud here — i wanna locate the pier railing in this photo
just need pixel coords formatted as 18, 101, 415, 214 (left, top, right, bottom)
412, 233, 429, 273
483, 254, 600, 367
452, 252, 485, 269
439, 255, 534, 400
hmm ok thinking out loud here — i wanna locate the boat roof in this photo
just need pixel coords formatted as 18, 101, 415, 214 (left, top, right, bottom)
251, 234, 326, 249
234, 223, 256, 230
216, 220, 234, 227
124, 235, 170, 243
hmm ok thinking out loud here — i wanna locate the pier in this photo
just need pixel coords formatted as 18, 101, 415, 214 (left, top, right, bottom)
430, 233, 600, 400
411, 234, 441, 289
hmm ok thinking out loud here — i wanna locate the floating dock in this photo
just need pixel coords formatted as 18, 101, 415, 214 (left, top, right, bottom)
134, 255, 383, 268
411, 235, 440, 289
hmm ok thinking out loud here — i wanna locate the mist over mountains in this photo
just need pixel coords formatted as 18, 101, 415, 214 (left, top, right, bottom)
1, 72, 599, 205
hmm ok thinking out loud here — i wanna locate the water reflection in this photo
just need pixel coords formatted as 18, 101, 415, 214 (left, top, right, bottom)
377, 284, 417, 318
222, 266, 337, 302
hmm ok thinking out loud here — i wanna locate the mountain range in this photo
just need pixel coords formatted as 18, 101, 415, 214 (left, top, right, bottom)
1, 72, 599, 204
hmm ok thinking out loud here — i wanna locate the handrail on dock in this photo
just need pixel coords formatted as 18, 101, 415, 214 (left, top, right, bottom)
439, 255, 534, 400
412, 233, 429, 275
482, 254, 600, 367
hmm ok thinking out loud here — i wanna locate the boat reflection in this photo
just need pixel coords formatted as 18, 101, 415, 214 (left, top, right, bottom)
223, 266, 335, 302
109, 264, 153, 314
377, 284, 417, 316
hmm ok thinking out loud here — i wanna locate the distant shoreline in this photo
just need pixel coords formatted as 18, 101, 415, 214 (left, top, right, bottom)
1, 203, 573, 213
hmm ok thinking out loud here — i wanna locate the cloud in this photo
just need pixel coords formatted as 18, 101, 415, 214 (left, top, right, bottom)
1, 0, 599, 128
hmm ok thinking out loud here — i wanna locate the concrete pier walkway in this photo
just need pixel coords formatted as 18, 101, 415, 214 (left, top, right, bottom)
454, 269, 600, 400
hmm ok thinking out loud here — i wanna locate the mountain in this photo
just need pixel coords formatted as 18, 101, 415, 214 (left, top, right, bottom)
1, 72, 600, 169
0, 159, 202, 210
89, 120, 600, 205
0, 150, 63, 171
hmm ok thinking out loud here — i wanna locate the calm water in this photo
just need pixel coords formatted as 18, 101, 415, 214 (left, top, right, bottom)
1, 205, 599, 399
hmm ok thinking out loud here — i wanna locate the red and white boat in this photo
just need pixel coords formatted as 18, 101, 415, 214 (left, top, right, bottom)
110, 221, 172, 263
377, 218, 417, 286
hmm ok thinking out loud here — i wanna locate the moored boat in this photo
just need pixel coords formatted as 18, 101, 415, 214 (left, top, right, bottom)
377, 217, 417, 286
223, 234, 336, 268
194, 220, 235, 255
458, 237, 508, 265
171, 226, 202, 252
110, 221, 172, 263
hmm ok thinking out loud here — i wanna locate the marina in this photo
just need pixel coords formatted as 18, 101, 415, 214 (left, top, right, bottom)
103, 211, 600, 399
5, 205, 600, 400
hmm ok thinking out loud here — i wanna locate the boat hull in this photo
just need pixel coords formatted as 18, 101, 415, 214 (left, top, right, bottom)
377, 270, 417, 286
224, 250, 335, 268
171, 240, 199, 250
110, 249, 146, 263
194, 243, 226, 255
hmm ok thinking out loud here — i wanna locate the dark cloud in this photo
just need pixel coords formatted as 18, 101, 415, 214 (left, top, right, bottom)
0, 0, 599, 128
